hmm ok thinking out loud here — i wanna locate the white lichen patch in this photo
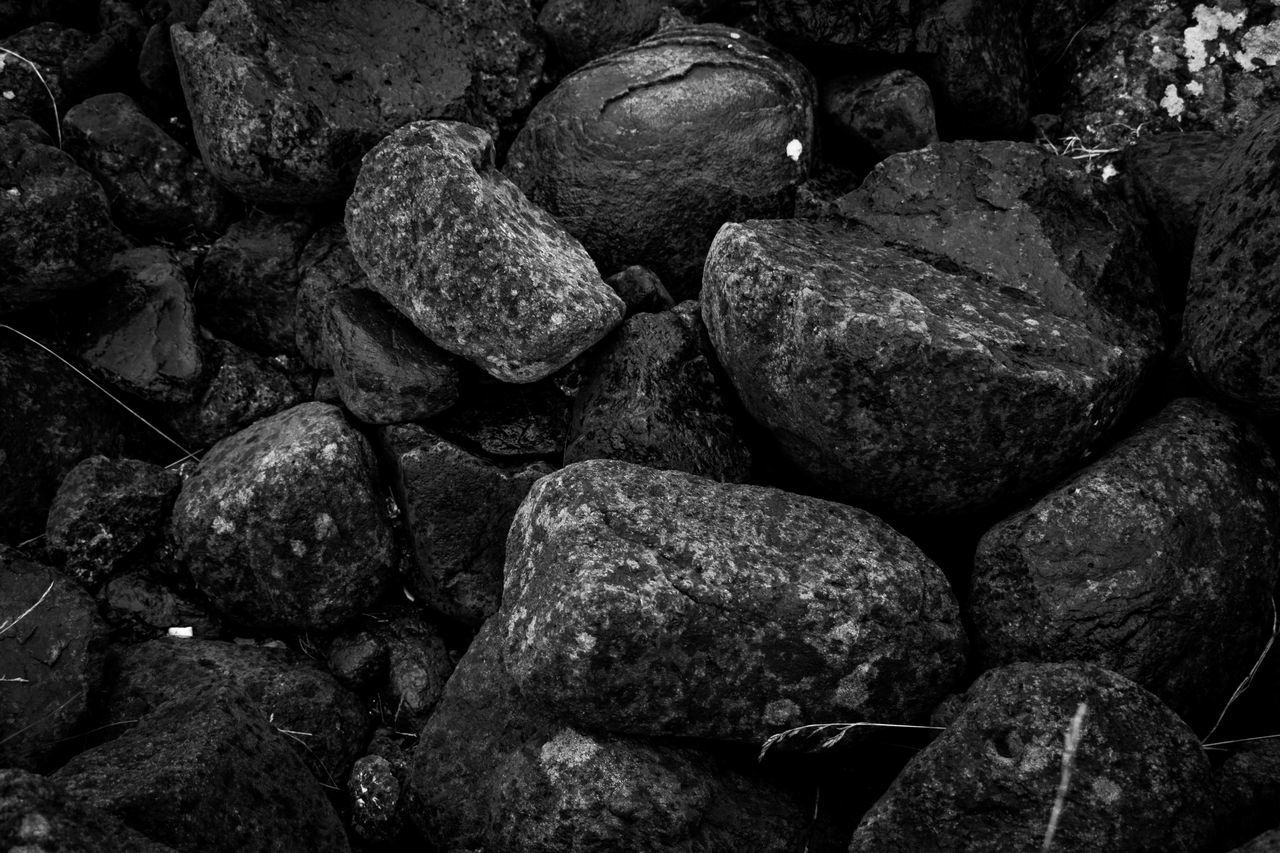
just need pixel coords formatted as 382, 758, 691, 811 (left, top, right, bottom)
539, 728, 603, 783
786, 138, 803, 162
1187, 79, 1205, 96
1160, 83, 1186, 117
212, 516, 236, 535
1185, 4, 1248, 72
1236, 20, 1280, 69
320, 441, 340, 463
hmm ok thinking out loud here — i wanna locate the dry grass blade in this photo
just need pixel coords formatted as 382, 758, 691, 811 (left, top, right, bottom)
0, 47, 61, 149
758, 721, 944, 763
1042, 702, 1088, 852
0, 692, 79, 748
0, 580, 54, 637
1203, 596, 1277, 745
1202, 732, 1280, 750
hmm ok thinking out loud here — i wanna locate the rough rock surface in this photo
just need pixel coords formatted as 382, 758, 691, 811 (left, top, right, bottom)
347, 120, 623, 382
380, 615, 454, 729
500, 459, 967, 740
348, 754, 402, 843
170, 402, 394, 631
101, 571, 224, 642
504, 23, 815, 298
820, 69, 938, 162
1216, 741, 1280, 851
0, 22, 130, 135
1235, 830, 1280, 853
605, 264, 675, 316
0, 768, 176, 852
171, 0, 544, 203
431, 376, 571, 459
294, 223, 367, 369
848, 662, 1216, 852
565, 302, 753, 482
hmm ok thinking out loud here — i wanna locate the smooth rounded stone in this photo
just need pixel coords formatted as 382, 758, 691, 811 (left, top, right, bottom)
1184, 108, 1280, 414
346, 120, 623, 383
565, 301, 753, 482
0, 768, 177, 853
103, 637, 370, 787
410, 620, 808, 852
44, 454, 182, 589
820, 69, 938, 162
171, 0, 543, 204
379, 424, 551, 625
505, 23, 814, 299
319, 289, 461, 425
605, 264, 675, 316
0, 22, 131, 135
848, 662, 1216, 853
77, 248, 204, 404
1216, 740, 1280, 851
0, 123, 126, 314
101, 571, 224, 642
970, 397, 1280, 730
0, 548, 106, 770
431, 376, 571, 460
170, 401, 394, 631
53, 684, 351, 853
295, 223, 366, 369
381, 615, 454, 729
500, 459, 967, 740
348, 755, 402, 843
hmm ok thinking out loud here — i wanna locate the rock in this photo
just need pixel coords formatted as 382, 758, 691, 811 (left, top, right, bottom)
327, 629, 387, 691
0, 548, 106, 770
170, 401, 394, 631
1235, 829, 1280, 853
381, 615, 454, 730
0, 768, 176, 852
1026, 0, 1117, 84
970, 397, 1280, 730
101, 571, 223, 642
431, 376, 571, 460
537, 0, 715, 70
0, 123, 126, 314
348, 755, 403, 843
319, 288, 461, 425
848, 662, 1216, 852
500, 459, 967, 740
505, 23, 815, 299
295, 223, 366, 369
103, 637, 370, 787
1216, 740, 1280, 851
565, 302, 753, 482
171, 0, 543, 203
53, 684, 351, 853
44, 454, 182, 589
820, 69, 938, 163
1183, 108, 1280, 414
346, 120, 624, 383
0, 22, 131, 136
61, 92, 228, 238
410, 620, 808, 852
605, 265, 675, 316
137, 0, 209, 105
380, 424, 550, 625
76, 248, 205, 404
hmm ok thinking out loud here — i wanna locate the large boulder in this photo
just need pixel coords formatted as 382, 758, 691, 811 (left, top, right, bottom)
346, 120, 624, 383
504, 23, 815, 298
499, 459, 967, 740
0, 769, 176, 852
171, 0, 544, 203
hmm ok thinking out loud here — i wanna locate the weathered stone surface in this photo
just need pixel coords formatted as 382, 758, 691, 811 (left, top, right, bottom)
431, 376, 571, 459
348, 754, 403, 843
44, 454, 182, 589
0, 548, 106, 770
294, 223, 366, 369
565, 302, 753, 482
346, 120, 623, 383
1235, 829, 1280, 853
381, 615, 454, 730
136, 0, 209, 105
54, 684, 351, 853
848, 662, 1216, 852
410, 620, 808, 852
171, 0, 543, 203
319, 288, 461, 425
1216, 740, 1280, 851
170, 402, 394, 631
0, 768, 176, 853
500, 459, 967, 740
327, 628, 386, 691
101, 571, 224, 642
0, 22, 131, 135
1183, 108, 1280, 414
605, 264, 675, 316
820, 69, 938, 162
380, 424, 550, 625
537, 0, 726, 70
505, 23, 815, 298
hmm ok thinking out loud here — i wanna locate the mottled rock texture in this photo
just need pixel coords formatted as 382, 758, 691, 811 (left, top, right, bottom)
295, 223, 366, 369
346, 120, 624, 383
1216, 740, 1280, 851
0, 768, 176, 852
820, 69, 938, 162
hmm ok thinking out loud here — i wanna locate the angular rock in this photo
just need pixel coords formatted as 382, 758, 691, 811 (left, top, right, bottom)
346, 120, 624, 383
170, 401, 394, 631
565, 302, 753, 482
410, 620, 808, 852
0, 548, 106, 770
0, 22, 131, 136
849, 662, 1216, 852
500, 459, 967, 740
431, 376, 571, 460
505, 23, 815, 298
605, 264, 675, 316
61, 92, 228, 238
0, 768, 176, 853
171, 0, 543, 203
44, 454, 182, 589
380, 424, 550, 625
53, 685, 351, 853
295, 223, 366, 369
820, 69, 938, 163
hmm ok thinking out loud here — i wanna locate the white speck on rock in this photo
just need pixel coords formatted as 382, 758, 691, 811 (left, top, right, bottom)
212, 516, 235, 535
291, 540, 307, 557
1160, 83, 1186, 117
1186, 79, 1205, 96
729, 31, 741, 39
1100, 163, 1119, 182
167, 626, 194, 638
786, 139, 803, 162
2, 91, 14, 100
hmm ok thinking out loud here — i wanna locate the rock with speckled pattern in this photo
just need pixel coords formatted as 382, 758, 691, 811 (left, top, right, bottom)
345, 120, 624, 383
498, 459, 967, 741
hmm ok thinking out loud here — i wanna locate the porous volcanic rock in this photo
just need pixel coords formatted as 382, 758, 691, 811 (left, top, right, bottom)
346, 119, 624, 383
170, 0, 543, 203
848, 662, 1216, 852
499, 459, 967, 740
170, 401, 394, 631
0, 768, 176, 852
504, 23, 815, 298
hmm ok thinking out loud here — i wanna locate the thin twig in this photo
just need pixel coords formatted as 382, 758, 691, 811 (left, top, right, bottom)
1203, 732, 1280, 750
1043, 702, 1088, 852
0, 47, 61, 149
0, 580, 54, 637
1203, 596, 1278, 745
759, 721, 945, 763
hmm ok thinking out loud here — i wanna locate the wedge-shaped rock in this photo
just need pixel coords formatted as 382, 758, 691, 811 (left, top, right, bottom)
346, 120, 624, 383
500, 459, 967, 740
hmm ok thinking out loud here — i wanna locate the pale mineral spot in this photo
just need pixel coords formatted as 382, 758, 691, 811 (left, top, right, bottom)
786, 139, 803, 162
212, 516, 235, 535
1185, 4, 1248, 73
1160, 83, 1186, 118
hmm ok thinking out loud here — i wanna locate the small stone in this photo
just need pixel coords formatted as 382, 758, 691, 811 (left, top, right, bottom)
821, 69, 938, 162
604, 264, 675, 316
348, 755, 402, 842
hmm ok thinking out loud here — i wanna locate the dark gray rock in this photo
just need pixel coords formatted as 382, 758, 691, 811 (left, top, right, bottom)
294, 223, 366, 369
0, 768, 176, 852
346, 119, 624, 383
381, 615, 454, 730
431, 376, 571, 460
380, 424, 550, 625
0, 22, 131, 136
44, 454, 182, 589
565, 301, 752, 482
1026, 0, 1116, 83
171, 0, 544, 203
101, 571, 224, 642
820, 69, 938, 162
170, 401, 394, 631
500, 459, 967, 740
504, 23, 815, 299
54, 684, 351, 853
327, 629, 387, 691
537, 0, 726, 70
848, 662, 1216, 852
1234, 829, 1280, 853
970, 397, 1280, 731
137, 0, 209, 105
605, 264, 675, 316
1216, 740, 1280, 851
348, 754, 403, 843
